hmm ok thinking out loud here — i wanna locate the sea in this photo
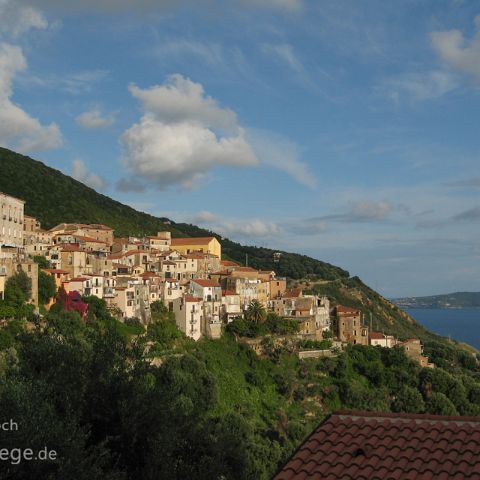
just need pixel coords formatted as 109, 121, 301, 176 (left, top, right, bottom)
405, 308, 480, 349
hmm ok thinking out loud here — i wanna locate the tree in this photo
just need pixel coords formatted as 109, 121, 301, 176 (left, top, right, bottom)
245, 300, 267, 324
5, 270, 32, 308
33, 255, 50, 269
38, 271, 56, 305
425, 392, 458, 416
391, 386, 425, 413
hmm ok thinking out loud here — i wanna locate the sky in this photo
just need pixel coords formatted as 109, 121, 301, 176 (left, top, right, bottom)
0, 0, 479, 297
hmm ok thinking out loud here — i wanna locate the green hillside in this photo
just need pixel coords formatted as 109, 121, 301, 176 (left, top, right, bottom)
0, 147, 469, 343
0, 147, 346, 281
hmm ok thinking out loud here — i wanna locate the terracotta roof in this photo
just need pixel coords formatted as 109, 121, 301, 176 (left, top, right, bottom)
283, 288, 302, 298
60, 245, 83, 252
73, 235, 106, 244
369, 331, 386, 340
184, 295, 202, 302
171, 237, 216, 245
220, 260, 240, 267
185, 253, 205, 259
222, 289, 237, 296
273, 410, 480, 480
84, 224, 113, 231
232, 266, 258, 272
70, 277, 90, 282
336, 304, 360, 315
140, 271, 157, 277
43, 268, 69, 274
192, 278, 220, 288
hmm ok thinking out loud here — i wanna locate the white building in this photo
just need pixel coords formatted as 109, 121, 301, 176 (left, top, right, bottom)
0, 192, 25, 248
172, 295, 203, 341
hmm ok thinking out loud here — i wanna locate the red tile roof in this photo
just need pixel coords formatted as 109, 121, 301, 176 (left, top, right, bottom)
273, 410, 480, 480
184, 295, 202, 302
73, 235, 106, 244
283, 288, 302, 298
222, 289, 237, 296
232, 266, 258, 272
369, 331, 385, 340
60, 244, 83, 252
336, 304, 360, 315
220, 260, 240, 267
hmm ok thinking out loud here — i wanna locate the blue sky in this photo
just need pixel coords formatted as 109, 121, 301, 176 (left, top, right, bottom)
1, 0, 479, 297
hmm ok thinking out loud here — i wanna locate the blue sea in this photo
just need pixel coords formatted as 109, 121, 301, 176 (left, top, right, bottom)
405, 308, 480, 349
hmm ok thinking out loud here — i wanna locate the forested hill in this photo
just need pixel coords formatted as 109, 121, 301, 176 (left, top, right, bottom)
0, 147, 459, 342
0, 147, 347, 281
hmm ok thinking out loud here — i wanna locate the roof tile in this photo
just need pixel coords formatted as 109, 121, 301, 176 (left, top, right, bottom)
273, 411, 480, 480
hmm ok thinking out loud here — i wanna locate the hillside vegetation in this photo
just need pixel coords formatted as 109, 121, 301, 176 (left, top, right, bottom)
0, 300, 479, 479
0, 147, 476, 346
0, 147, 346, 281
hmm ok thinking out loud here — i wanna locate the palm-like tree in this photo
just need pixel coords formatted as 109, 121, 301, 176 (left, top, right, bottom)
245, 299, 267, 324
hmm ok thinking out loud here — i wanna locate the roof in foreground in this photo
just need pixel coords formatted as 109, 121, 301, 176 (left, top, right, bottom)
273, 410, 480, 480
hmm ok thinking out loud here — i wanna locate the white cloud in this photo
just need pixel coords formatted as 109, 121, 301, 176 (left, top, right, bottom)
121, 75, 313, 190
120, 75, 258, 190
192, 210, 281, 237
261, 43, 304, 73
431, 16, 480, 81
192, 210, 218, 223
0, 42, 62, 152
13, 0, 302, 14
219, 219, 281, 237
121, 115, 257, 189
0, 0, 48, 37
154, 40, 225, 66
247, 128, 317, 189
71, 159, 105, 190
238, 0, 303, 12
76, 109, 115, 129
379, 70, 459, 103
21, 69, 109, 95
128, 75, 237, 131
313, 200, 395, 223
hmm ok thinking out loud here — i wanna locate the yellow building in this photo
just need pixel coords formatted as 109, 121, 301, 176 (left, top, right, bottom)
170, 236, 221, 258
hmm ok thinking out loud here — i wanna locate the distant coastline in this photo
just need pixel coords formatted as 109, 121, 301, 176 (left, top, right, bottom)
392, 291, 480, 310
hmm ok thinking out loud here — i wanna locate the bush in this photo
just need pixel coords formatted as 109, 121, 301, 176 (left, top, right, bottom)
425, 392, 458, 416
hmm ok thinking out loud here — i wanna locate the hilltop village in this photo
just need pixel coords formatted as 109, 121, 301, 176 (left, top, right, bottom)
0, 191, 433, 367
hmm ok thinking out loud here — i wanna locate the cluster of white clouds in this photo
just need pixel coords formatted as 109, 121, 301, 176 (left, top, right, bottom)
0, 42, 62, 152
12, 0, 302, 13
0, 0, 47, 36
0, 1, 62, 152
120, 74, 257, 190
431, 15, 480, 82
76, 109, 115, 129
119, 74, 315, 191
192, 210, 281, 238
